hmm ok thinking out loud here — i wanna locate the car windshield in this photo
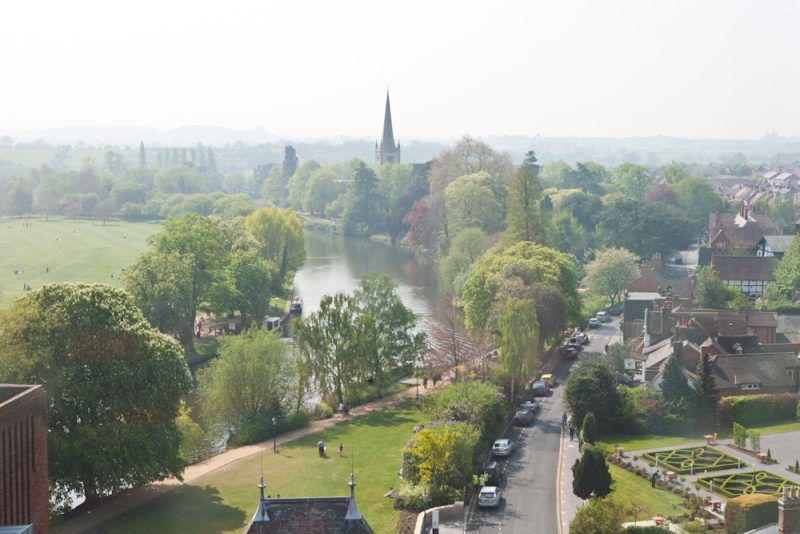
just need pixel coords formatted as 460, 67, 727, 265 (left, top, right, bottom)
480, 490, 495, 497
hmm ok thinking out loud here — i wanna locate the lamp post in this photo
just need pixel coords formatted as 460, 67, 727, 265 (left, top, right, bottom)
272, 416, 277, 454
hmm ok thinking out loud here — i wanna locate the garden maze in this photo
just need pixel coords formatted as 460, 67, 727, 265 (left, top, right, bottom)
697, 471, 795, 498
642, 446, 741, 475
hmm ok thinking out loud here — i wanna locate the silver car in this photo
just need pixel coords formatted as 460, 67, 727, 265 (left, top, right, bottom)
478, 486, 501, 508
491, 438, 514, 457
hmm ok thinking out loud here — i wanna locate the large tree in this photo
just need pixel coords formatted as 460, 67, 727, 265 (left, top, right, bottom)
444, 172, 504, 235
499, 298, 539, 402
661, 353, 694, 406
693, 265, 743, 309
342, 161, 381, 236
282, 145, 299, 179
505, 150, 547, 244
611, 162, 654, 199
198, 329, 294, 444
673, 177, 725, 233
565, 359, 621, 433
583, 247, 640, 305
694, 353, 720, 425
569, 497, 625, 534
572, 444, 612, 499
774, 236, 800, 299
0, 284, 191, 509
244, 206, 306, 282
150, 213, 228, 346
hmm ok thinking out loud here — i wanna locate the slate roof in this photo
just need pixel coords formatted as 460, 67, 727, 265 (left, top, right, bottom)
708, 211, 779, 247
711, 255, 777, 281
246, 497, 374, 534
711, 352, 800, 389
762, 235, 795, 254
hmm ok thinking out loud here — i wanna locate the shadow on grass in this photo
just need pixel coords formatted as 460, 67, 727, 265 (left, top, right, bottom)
97, 485, 246, 534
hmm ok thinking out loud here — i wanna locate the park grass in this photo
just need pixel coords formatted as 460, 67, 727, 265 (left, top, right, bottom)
0, 216, 159, 308
608, 464, 688, 521
598, 434, 702, 454
748, 419, 800, 435
97, 403, 423, 534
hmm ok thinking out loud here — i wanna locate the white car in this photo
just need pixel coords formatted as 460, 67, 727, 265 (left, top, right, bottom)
491, 438, 515, 457
478, 486, 502, 508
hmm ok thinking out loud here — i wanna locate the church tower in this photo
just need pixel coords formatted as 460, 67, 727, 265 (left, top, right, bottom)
375, 92, 401, 165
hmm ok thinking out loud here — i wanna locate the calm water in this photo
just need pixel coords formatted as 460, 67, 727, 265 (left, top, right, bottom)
294, 232, 441, 317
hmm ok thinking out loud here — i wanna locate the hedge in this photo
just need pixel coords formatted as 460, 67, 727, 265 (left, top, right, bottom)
724, 493, 779, 534
718, 393, 800, 426
624, 527, 672, 534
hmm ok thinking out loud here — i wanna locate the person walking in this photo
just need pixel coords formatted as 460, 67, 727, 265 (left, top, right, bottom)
569, 424, 574, 441
318, 439, 325, 457
561, 412, 568, 428
338, 443, 344, 457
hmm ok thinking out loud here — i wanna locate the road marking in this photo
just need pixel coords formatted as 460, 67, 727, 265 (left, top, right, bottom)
556, 418, 565, 534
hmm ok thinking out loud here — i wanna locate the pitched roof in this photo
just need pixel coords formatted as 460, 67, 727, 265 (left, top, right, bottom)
380, 92, 395, 149
711, 255, 777, 281
708, 211, 780, 247
762, 235, 795, 254
711, 352, 800, 389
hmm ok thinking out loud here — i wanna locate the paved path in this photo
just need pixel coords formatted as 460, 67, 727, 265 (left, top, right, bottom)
56, 377, 446, 534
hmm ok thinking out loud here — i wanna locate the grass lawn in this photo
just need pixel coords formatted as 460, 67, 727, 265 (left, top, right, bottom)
749, 420, 800, 435
98, 403, 423, 534
608, 464, 688, 520
598, 434, 702, 454
0, 216, 159, 308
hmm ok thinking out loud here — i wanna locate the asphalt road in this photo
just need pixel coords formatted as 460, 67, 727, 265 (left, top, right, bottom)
467, 318, 621, 534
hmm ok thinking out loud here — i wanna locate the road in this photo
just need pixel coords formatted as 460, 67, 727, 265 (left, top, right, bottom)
467, 318, 620, 534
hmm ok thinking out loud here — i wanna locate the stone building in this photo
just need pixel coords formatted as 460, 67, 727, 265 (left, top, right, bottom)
0, 384, 48, 534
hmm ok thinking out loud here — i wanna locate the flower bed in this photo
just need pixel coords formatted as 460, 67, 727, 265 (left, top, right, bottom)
697, 471, 794, 498
641, 446, 741, 475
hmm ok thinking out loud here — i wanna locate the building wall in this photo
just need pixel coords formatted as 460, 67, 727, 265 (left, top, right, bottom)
0, 385, 49, 534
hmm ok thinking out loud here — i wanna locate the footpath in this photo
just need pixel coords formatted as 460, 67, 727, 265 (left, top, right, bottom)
56, 378, 445, 534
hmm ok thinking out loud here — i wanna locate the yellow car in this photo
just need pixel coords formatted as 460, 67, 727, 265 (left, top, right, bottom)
540, 374, 558, 387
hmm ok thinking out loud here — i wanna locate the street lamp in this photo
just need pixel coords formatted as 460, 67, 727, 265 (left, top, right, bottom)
272, 416, 277, 454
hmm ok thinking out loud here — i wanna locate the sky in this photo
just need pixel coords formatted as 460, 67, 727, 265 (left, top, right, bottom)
1, 0, 798, 139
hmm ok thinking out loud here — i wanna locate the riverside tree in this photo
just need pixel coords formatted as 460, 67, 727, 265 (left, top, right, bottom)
498, 298, 539, 401
0, 284, 191, 510
244, 206, 306, 282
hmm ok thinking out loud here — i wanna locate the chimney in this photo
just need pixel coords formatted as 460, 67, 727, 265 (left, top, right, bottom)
743, 200, 749, 219
779, 486, 800, 534
672, 340, 683, 362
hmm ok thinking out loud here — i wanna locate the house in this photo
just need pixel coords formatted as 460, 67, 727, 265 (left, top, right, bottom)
0, 385, 49, 534
766, 171, 800, 190
244, 475, 374, 534
710, 352, 800, 396
626, 256, 692, 299
707, 203, 779, 250
710, 255, 777, 298
756, 235, 795, 259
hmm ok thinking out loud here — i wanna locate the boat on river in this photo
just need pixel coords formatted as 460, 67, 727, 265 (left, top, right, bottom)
290, 296, 303, 314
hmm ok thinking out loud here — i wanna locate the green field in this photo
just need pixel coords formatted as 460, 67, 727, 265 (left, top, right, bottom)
97, 403, 422, 534
0, 217, 160, 308
608, 464, 688, 520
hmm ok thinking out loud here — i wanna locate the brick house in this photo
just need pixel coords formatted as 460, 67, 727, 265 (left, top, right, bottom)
707, 203, 779, 250
710, 352, 800, 396
245, 474, 374, 533
0, 384, 48, 534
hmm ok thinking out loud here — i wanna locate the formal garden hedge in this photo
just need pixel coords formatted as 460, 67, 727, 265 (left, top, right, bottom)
717, 393, 800, 427
641, 446, 740, 475
697, 471, 794, 498
723, 493, 779, 534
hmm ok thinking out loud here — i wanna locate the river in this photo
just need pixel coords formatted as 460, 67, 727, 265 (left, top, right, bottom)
292, 232, 485, 366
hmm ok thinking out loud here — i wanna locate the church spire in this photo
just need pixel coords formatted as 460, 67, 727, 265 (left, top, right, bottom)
381, 91, 395, 149
376, 91, 401, 165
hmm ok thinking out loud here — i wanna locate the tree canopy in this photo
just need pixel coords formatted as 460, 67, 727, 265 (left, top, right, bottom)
0, 284, 191, 508
245, 206, 306, 282
583, 247, 640, 305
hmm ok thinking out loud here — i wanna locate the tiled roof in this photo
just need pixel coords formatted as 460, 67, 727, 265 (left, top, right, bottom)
246, 497, 374, 534
711, 352, 800, 389
712, 255, 777, 282
762, 235, 795, 254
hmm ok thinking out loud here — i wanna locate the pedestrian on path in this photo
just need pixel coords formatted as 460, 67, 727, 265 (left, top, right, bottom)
562, 412, 568, 427
569, 424, 574, 441
339, 443, 344, 457
318, 439, 325, 457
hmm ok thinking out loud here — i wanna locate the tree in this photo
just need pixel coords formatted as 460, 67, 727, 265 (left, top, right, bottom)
774, 236, 800, 299
287, 160, 321, 209
282, 145, 299, 179
139, 141, 147, 167
404, 422, 480, 493
572, 162, 608, 196
661, 353, 694, 405
353, 273, 427, 388
693, 265, 740, 309
378, 163, 428, 242
439, 228, 487, 296
0, 284, 191, 509
444, 172, 504, 235
342, 161, 380, 236
694, 353, 720, 424
428, 136, 513, 197
244, 206, 306, 282
505, 150, 546, 243
294, 292, 360, 405
583, 248, 639, 305
150, 213, 228, 347
207, 147, 217, 172
227, 250, 278, 329
572, 444, 613, 500
498, 298, 539, 402
673, 177, 725, 233
198, 329, 294, 443
303, 167, 341, 215
4, 179, 33, 216
611, 162, 654, 199
124, 250, 194, 346
570, 498, 625, 534
154, 165, 204, 194
581, 412, 597, 445
659, 162, 692, 184
554, 190, 602, 231
565, 359, 621, 433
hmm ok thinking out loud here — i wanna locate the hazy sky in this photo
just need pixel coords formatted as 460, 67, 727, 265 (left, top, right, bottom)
2, 0, 798, 139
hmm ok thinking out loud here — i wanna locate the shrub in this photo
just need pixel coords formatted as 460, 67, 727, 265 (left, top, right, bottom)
680, 520, 707, 533
749, 430, 761, 453
718, 393, 800, 426
724, 493, 779, 534
395, 482, 430, 512
312, 401, 334, 420
732, 422, 748, 448
624, 527, 672, 533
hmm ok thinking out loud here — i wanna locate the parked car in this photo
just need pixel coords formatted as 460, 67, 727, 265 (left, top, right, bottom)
477, 486, 502, 508
608, 305, 623, 316
519, 400, 539, 412
565, 341, 583, 352
540, 373, 558, 387
588, 317, 601, 328
531, 380, 550, 397
596, 311, 611, 323
571, 332, 589, 345
513, 408, 535, 426
478, 461, 502, 485
563, 346, 579, 358
491, 438, 515, 457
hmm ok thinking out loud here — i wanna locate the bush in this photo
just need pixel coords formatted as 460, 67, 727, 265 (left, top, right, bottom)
718, 393, 800, 426
724, 493, 779, 534
680, 520, 707, 533
395, 482, 430, 512
732, 422, 748, 449
624, 527, 672, 534
312, 401, 334, 420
